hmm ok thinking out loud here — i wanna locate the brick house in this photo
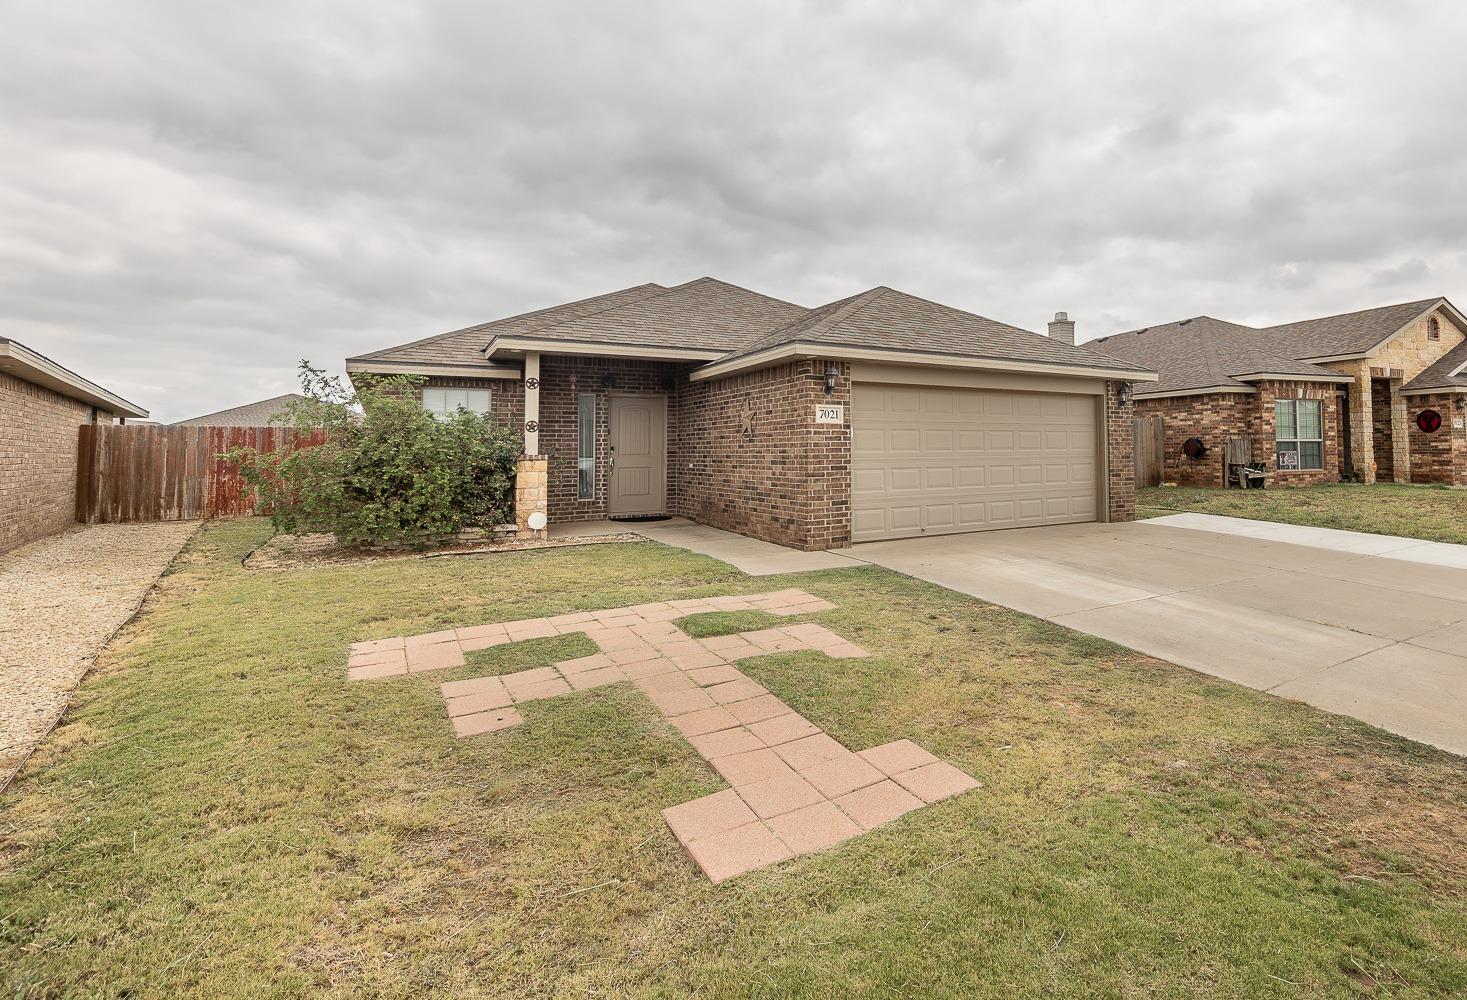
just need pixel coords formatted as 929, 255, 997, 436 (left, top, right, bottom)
1, 336, 148, 554
1091, 298, 1467, 488
346, 279, 1155, 550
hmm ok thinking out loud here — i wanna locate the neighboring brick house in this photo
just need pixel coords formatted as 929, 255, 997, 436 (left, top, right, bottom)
1092, 298, 1467, 488
346, 279, 1155, 550
0, 336, 148, 554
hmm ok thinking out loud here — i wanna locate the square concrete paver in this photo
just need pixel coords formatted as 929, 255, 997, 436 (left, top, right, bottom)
706, 678, 768, 704
509, 677, 572, 702
859, 739, 940, 776
445, 688, 513, 716
441, 675, 508, 699
747, 712, 821, 746
683, 821, 794, 883
711, 747, 795, 786
800, 753, 885, 797
834, 780, 925, 830
890, 761, 982, 803
724, 695, 791, 725
347, 659, 408, 680
662, 789, 757, 846
774, 733, 848, 771
737, 771, 825, 819
767, 800, 862, 854
567, 666, 625, 690
670, 706, 741, 737
407, 642, 465, 672
685, 664, 744, 686
452, 708, 522, 737
689, 726, 766, 760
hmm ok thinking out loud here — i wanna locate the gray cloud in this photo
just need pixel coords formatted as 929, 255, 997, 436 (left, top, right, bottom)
2, 0, 1465, 420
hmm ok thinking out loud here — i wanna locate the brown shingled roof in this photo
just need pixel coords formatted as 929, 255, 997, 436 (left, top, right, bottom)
1259, 298, 1445, 359
171, 393, 307, 427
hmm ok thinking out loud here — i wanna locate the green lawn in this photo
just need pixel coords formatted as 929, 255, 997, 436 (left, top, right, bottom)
3, 520, 1466, 998
1139, 483, 1467, 545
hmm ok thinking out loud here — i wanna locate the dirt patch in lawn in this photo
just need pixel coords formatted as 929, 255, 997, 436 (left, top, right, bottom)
244, 530, 640, 570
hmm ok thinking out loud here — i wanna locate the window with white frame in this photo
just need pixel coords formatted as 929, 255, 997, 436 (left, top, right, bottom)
577, 394, 595, 500
1275, 399, 1322, 470
422, 387, 490, 420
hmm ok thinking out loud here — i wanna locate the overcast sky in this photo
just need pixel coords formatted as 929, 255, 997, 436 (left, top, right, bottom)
3, 1, 1465, 422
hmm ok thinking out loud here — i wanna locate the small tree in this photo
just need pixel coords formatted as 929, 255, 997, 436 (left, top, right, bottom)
229, 363, 520, 545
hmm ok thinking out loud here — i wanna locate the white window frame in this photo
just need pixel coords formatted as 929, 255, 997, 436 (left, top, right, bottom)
577, 393, 596, 500
1275, 398, 1323, 470
422, 386, 491, 420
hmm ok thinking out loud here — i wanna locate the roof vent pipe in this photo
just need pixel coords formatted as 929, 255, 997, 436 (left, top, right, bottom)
1048, 311, 1076, 346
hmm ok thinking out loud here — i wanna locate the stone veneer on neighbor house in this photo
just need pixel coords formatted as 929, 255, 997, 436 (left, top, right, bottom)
0, 371, 116, 555
1135, 381, 1340, 488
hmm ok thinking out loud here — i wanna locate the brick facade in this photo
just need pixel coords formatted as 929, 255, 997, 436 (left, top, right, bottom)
674, 360, 852, 551
1405, 394, 1467, 485
1, 371, 115, 554
1104, 381, 1137, 522
1135, 381, 1340, 488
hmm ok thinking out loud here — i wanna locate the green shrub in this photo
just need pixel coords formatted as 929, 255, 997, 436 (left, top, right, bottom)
227, 363, 520, 545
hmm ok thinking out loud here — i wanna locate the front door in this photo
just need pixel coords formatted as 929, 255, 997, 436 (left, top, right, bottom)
608, 395, 667, 516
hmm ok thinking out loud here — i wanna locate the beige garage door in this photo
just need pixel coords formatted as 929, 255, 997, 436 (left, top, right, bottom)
851, 383, 1099, 543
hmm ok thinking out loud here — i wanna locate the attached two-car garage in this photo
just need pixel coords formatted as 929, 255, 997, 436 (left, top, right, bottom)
849, 378, 1102, 543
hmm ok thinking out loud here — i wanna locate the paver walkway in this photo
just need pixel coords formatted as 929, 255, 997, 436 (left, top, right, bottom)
0, 522, 198, 787
347, 588, 980, 882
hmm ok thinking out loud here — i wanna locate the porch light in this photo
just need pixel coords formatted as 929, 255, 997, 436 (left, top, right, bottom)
1119, 383, 1132, 405
824, 362, 839, 396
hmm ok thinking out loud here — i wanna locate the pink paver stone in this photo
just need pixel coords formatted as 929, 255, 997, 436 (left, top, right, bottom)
799, 753, 885, 798
889, 761, 982, 803
452, 708, 522, 737
683, 821, 793, 884
736, 770, 825, 819
859, 739, 940, 777
834, 780, 924, 830
724, 695, 791, 725
688, 726, 765, 760
346, 588, 978, 883
747, 712, 821, 747
670, 706, 740, 737
767, 800, 862, 854
711, 748, 794, 787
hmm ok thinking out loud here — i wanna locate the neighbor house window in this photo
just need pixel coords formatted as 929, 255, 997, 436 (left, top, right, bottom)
1275, 399, 1323, 470
577, 393, 595, 499
422, 387, 490, 420
1428, 316, 1441, 340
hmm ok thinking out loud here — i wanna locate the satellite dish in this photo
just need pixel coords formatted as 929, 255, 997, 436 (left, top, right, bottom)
528, 511, 547, 530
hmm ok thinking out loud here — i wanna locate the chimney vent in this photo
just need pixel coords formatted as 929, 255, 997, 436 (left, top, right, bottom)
1048, 311, 1076, 346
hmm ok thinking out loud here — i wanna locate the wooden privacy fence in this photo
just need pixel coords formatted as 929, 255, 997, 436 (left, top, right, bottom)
76, 424, 327, 524
1133, 414, 1164, 487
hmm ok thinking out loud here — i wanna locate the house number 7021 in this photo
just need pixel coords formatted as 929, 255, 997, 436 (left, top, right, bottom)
815, 405, 844, 424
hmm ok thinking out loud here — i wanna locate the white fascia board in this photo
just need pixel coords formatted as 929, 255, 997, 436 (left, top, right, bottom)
1132, 385, 1257, 401
0, 340, 148, 417
346, 360, 522, 379
1234, 372, 1355, 384
1399, 385, 1467, 396
689, 342, 1158, 384
485, 337, 724, 362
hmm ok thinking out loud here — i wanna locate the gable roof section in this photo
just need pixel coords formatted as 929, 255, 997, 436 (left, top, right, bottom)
1403, 337, 1467, 394
0, 336, 148, 418
694, 287, 1157, 381
482, 277, 807, 358
1259, 297, 1446, 360
171, 393, 306, 427
1090, 317, 1349, 398
347, 283, 668, 371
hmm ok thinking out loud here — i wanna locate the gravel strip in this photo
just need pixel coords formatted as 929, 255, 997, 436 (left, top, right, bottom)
0, 521, 198, 787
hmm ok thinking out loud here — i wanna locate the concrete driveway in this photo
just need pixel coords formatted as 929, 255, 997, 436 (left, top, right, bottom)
852, 514, 1467, 756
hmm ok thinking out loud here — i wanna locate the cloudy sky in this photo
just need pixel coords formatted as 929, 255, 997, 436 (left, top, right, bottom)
3, 1, 1465, 422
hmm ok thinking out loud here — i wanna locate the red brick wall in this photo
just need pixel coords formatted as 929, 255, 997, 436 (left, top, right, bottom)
1370, 378, 1395, 482
1253, 380, 1341, 486
1, 371, 115, 554
1135, 383, 1339, 488
1105, 381, 1136, 522
1135, 392, 1255, 487
537, 357, 686, 523
674, 360, 851, 551
1406, 394, 1467, 485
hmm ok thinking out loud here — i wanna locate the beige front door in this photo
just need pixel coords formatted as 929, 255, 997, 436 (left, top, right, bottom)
851, 383, 1099, 542
608, 395, 667, 516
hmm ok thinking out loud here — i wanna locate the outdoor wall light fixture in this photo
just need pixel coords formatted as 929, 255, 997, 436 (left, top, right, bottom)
824, 362, 839, 396
1118, 383, 1133, 405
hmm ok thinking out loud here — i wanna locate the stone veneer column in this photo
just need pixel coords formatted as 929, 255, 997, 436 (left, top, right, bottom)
515, 455, 549, 541
1347, 364, 1375, 484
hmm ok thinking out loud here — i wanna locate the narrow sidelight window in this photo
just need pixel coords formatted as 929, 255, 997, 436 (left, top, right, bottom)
577, 394, 595, 499
1275, 399, 1323, 470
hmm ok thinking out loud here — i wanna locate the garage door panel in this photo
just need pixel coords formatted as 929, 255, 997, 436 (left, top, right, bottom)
852, 384, 1099, 543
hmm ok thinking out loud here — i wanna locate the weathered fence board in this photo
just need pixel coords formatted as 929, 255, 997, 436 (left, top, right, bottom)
76, 424, 325, 523
1133, 414, 1164, 488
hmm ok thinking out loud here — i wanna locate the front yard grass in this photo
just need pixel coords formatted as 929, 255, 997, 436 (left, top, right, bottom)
2, 519, 1465, 997
1139, 482, 1467, 544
